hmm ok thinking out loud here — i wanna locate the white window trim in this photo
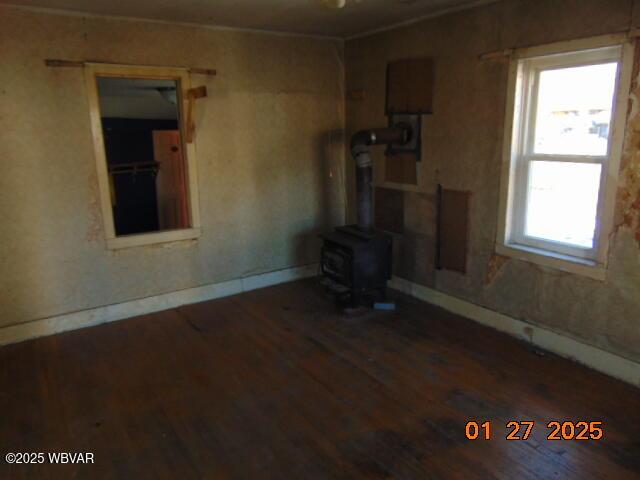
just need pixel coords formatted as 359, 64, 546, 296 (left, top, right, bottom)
496, 34, 634, 281
85, 63, 202, 250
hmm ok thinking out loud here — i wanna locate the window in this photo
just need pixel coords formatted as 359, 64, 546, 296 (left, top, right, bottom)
85, 64, 201, 249
497, 37, 633, 279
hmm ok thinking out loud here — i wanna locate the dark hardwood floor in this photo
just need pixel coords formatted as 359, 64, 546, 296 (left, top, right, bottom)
1, 278, 639, 479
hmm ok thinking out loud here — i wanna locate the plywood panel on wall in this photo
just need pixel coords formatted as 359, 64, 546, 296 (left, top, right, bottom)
375, 187, 404, 233
385, 153, 417, 185
437, 187, 469, 273
386, 57, 434, 114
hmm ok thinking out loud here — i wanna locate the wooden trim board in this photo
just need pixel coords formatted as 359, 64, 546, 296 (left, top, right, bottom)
389, 276, 640, 387
4, 267, 637, 388
84, 63, 203, 250
0, 264, 318, 347
495, 35, 634, 278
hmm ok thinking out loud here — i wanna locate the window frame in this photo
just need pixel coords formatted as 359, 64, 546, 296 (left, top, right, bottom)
85, 63, 201, 250
496, 34, 634, 280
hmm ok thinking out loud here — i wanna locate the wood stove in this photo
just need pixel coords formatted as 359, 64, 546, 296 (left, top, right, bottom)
320, 225, 392, 306
320, 123, 416, 307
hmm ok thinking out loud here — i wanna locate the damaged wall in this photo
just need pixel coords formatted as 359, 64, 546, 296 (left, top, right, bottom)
345, 0, 640, 363
0, 6, 346, 329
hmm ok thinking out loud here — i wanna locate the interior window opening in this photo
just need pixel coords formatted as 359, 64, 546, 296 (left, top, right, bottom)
97, 76, 190, 237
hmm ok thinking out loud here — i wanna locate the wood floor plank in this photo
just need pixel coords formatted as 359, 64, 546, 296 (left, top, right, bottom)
0, 278, 638, 479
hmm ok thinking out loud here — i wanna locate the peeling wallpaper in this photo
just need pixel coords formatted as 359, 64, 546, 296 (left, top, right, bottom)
346, 0, 640, 362
0, 7, 346, 328
618, 41, 640, 246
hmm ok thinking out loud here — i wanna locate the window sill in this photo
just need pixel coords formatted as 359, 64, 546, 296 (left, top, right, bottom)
495, 242, 605, 281
106, 227, 201, 250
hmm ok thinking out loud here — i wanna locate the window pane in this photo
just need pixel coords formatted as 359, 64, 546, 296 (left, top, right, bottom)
525, 161, 601, 248
533, 62, 618, 156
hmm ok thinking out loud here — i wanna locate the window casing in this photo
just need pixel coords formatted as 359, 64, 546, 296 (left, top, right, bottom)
85, 64, 201, 249
497, 36, 634, 279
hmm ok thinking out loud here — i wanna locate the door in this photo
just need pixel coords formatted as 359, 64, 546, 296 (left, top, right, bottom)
152, 130, 189, 230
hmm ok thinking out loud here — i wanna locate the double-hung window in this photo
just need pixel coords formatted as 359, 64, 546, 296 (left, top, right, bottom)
497, 37, 634, 279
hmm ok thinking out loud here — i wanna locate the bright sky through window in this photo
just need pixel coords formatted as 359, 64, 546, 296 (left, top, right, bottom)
533, 63, 618, 156
525, 61, 618, 249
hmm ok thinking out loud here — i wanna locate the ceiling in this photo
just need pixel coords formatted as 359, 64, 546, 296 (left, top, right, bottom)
2, 0, 497, 38
97, 77, 176, 97
97, 77, 178, 120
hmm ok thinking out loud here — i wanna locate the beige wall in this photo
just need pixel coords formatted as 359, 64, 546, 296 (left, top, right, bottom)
0, 7, 345, 328
346, 0, 640, 362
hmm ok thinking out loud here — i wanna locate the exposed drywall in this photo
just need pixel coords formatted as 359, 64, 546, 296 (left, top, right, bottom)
346, 0, 640, 362
0, 6, 345, 329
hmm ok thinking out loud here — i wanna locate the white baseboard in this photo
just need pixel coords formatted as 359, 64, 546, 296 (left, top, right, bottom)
389, 276, 640, 388
5, 267, 636, 387
0, 263, 319, 347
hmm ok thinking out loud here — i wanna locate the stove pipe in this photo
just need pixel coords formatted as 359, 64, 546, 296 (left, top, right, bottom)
350, 126, 410, 230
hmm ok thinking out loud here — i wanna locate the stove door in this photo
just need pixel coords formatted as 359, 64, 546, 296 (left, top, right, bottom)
321, 245, 352, 287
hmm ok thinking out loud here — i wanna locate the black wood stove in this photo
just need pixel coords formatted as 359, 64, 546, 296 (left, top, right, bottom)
320, 225, 392, 306
320, 124, 412, 307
